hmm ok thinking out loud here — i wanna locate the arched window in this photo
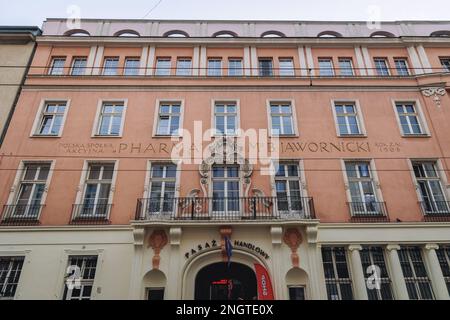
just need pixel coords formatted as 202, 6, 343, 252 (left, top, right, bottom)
430, 30, 450, 37
317, 31, 343, 38
114, 30, 140, 37
370, 31, 396, 38
261, 30, 286, 38
163, 30, 189, 38
64, 29, 90, 37
212, 30, 238, 38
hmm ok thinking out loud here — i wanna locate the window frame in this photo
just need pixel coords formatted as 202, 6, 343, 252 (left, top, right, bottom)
145, 162, 179, 215
31, 99, 70, 138
207, 58, 223, 76
266, 99, 299, 137
392, 100, 430, 137
62, 255, 99, 300
102, 57, 120, 76
338, 58, 354, 76
373, 57, 390, 76
228, 58, 243, 76
394, 58, 410, 76
258, 58, 274, 77
152, 99, 185, 138
92, 99, 128, 138
439, 57, 450, 72
318, 58, 335, 76
70, 57, 88, 76
48, 57, 66, 75
176, 58, 192, 76
331, 99, 367, 137
360, 246, 394, 300
278, 57, 295, 77
211, 99, 240, 137
321, 246, 354, 300
123, 57, 141, 76
155, 57, 172, 76
0, 252, 29, 300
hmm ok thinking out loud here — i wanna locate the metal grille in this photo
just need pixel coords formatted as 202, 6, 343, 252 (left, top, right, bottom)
0, 257, 25, 299
436, 246, 450, 295
63, 256, 98, 300
360, 247, 394, 300
322, 247, 354, 300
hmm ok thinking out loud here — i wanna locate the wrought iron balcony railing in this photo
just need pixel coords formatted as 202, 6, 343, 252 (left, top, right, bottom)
347, 201, 389, 221
71, 203, 112, 224
0, 204, 44, 225
135, 196, 315, 221
420, 201, 450, 219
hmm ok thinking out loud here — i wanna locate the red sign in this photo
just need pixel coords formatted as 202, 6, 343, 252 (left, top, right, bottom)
254, 263, 275, 300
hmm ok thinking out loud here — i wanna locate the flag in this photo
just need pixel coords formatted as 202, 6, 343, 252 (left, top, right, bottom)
225, 236, 233, 268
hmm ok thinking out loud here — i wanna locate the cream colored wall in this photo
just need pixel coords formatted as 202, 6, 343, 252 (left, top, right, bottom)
0, 227, 134, 300
0, 42, 35, 136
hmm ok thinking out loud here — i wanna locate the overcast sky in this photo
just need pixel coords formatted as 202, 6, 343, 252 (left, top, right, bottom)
1, 0, 450, 27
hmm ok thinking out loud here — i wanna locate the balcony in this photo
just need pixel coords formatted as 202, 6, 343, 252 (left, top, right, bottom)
135, 196, 315, 222
347, 201, 389, 222
0, 204, 44, 225
420, 201, 450, 221
70, 204, 112, 224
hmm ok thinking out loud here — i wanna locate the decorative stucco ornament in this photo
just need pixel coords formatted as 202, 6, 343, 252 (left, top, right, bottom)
283, 228, 303, 267
148, 230, 168, 269
421, 87, 446, 107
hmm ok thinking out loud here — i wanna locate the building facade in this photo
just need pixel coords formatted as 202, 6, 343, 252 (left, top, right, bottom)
0, 26, 41, 146
0, 19, 450, 300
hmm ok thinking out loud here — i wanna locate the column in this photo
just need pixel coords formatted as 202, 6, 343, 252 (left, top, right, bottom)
304, 46, 315, 76
348, 245, 368, 300
297, 46, 308, 76
243, 46, 251, 76
406, 46, 424, 75
424, 244, 450, 300
85, 46, 97, 75
361, 46, 374, 75
92, 45, 104, 76
353, 46, 367, 76
386, 244, 409, 300
199, 46, 207, 76
192, 46, 200, 76
145, 46, 156, 76
139, 46, 149, 76
250, 46, 258, 76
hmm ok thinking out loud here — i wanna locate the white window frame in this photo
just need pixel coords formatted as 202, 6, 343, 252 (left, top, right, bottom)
394, 58, 410, 76
374, 58, 390, 76
338, 58, 354, 76
439, 58, 450, 72
91, 99, 128, 137
123, 57, 141, 76
210, 164, 242, 215
391, 99, 430, 137
278, 58, 295, 76
152, 99, 184, 138
341, 159, 384, 213
266, 99, 299, 137
318, 58, 335, 76
228, 58, 243, 76
155, 58, 172, 76
74, 160, 118, 219
407, 158, 450, 209
331, 99, 367, 137
56, 249, 104, 300
207, 58, 222, 76
0, 250, 31, 300
70, 57, 87, 76
49, 57, 66, 75
30, 99, 70, 137
102, 57, 119, 76
176, 58, 192, 76
211, 99, 240, 137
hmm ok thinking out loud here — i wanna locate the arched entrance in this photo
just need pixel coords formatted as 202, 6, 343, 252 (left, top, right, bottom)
194, 262, 257, 300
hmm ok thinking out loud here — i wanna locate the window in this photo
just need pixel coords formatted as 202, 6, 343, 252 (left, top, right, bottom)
334, 102, 362, 136
394, 58, 410, 76
338, 58, 354, 76
288, 286, 306, 300
71, 57, 87, 76
318, 58, 334, 76
208, 59, 222, 76
412, 161, 449, 215
436, 246, 450, 294
440, 58, 450, 72
259, 59, 273, 76
49, 57, 66, 75
279, 58, 295, 76
124, 58, 140, 76
96, 102, 125, 136
321, 247, 354, 300
398, 247, 434, 300
147, 288, 165, 300
147, 163, 177, 215
345, 161, 383, 216
103, 57, 119, 76
35, 101, 67, 136
360, 247, 393, 300
11, 163, 50, 220
212, 165, 240, 213
374, 58, 390, 76
275, 163, 303, 215
395, 102, 425, 135
176, 58, 192, 76
228, 59, 243, 76
155, 58, 171, 76
269, 102, 295, 136
79, 163, 114, 218
63, 256, 98, 300
0, 257, 24, 299
214, 102, 237, 135
156, 102, 181, 136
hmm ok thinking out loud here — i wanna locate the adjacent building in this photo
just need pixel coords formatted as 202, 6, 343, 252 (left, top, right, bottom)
0, 26, 41, 146
0, 19, 450, 300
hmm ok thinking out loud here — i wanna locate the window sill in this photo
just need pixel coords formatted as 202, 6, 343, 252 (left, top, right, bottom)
401, 134, 431, 138
31, 134, 61, 138
91, 135, 123, 138
337, 134, 367, 138
153, 135, 182, 139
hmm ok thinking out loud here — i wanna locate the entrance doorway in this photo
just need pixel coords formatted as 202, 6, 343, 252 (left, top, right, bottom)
194, 262, 257, 300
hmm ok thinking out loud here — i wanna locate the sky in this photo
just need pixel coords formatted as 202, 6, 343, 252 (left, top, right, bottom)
1, 0, 450, 27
